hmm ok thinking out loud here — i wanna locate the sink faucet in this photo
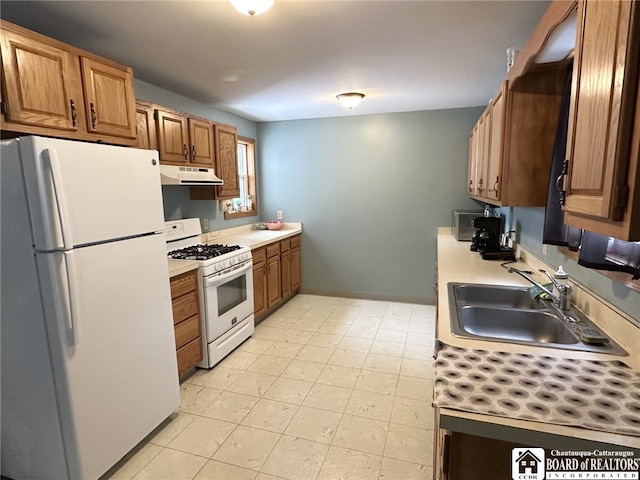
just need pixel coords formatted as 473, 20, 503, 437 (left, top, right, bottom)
507, 267, 572, 311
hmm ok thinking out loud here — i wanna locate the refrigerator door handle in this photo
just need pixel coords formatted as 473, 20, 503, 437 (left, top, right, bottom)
63, 250, 81, 345
42, 148, 74, 250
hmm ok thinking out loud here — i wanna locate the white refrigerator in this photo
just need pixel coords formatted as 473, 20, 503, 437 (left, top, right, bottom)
1, 136, 180, 479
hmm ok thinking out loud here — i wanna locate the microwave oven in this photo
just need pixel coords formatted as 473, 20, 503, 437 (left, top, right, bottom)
451, 210, 483, 241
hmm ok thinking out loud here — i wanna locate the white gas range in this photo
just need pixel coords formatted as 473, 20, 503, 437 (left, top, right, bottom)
165, 218, 254, 369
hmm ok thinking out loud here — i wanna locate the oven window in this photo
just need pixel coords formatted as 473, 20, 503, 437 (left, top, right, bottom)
218, 274, 247, 316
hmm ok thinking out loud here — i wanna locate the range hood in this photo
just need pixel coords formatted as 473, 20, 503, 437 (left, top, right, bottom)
160, 165, 223, 186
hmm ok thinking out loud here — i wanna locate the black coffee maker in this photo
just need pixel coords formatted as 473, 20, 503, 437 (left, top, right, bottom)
470, 216, 516, 260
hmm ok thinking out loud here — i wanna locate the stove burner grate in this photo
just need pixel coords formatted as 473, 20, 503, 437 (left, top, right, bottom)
168, 244, 241, 261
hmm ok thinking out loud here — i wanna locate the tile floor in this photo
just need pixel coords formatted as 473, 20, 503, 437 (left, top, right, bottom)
105, 294, 436, 480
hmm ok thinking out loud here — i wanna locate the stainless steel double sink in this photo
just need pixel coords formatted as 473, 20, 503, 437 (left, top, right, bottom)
448, 283, 627, 355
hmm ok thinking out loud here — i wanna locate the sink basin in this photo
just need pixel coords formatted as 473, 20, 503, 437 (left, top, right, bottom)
453, 284, 545, 309
457, 306, 578, 344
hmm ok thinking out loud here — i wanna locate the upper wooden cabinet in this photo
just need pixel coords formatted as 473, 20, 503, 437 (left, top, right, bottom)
562, 0, 640, 240
155, 108, 215, 167
135, 100, 157, 150
214, 125, 240, 199
0, 21, 137, 146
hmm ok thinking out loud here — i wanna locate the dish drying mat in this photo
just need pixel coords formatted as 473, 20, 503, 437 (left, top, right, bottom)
433, 343, 640, 437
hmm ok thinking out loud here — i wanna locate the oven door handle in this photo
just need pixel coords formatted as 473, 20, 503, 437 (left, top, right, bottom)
205, 262, 251, 286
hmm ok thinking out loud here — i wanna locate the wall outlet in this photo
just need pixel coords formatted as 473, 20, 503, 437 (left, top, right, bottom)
202, 218, 209, 231
277, 210, 283, 220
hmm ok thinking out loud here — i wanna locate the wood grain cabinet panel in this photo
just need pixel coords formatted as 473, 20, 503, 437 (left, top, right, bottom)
170, 270, 202, 377
189, 118, 215, 166
156, 109, 190, 164
135, 100, 157, 150
214, 125, 240, 199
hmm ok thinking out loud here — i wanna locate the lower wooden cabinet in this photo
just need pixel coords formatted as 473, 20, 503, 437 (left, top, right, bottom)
170, 270, 203, 377
252, 234, 301, 324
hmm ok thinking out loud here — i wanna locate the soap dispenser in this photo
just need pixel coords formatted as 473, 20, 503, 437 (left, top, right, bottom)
553, 266, 569, 292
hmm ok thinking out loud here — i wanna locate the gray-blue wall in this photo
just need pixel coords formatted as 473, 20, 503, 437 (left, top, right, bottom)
257, 109, 483, 303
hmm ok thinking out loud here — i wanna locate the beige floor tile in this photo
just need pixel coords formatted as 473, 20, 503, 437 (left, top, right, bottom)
362, 353, 402, 375
300, 309, 333, 322
228, 371, 278, 397
194, 460, 258, 480
278, 329, 314, 345
328, 349, 368, 369
263, 377, 314, 405
255, 473, 287, 480
351, 314, 383, 327
379, 457, 432, 480
241, 398, 299, 433
167, 416, 235, 458
280, 359, 325, 382
253, 326, 290, 341
316, 322, 350, 335
355, 371, 399, 395
379, 318, 411, 331
187, 366, 243, 391
400, 359, 433, 379
295, 345, 334, 363
212, 425, 281, 471
317, 446, 382, 480
259, 315, 297, 329
316, 365, 361, 388
344, 324, 378, 339
262, 341, 304, 359
106, 442, 163, 480
261, 435, 329, 480
395, 376, 433, 402
247, 355, 291, 376
375, 328, 408, 343
390, 397, 434, 429
132, 448, 207, 480
384, 423, 433, 465
403, 343, 434, 361
307, 332, 343, 348
201, 391, 259, 423
332, 415, 389, 456
218, 350, 261, 370
369, 340, 405, 358
236, 337, 276, 355
407, 319, 433, 334
284, 406, 342, 444
302, 383, 353, 413
404, 332, 433, 346
325, 311, 357, 325
345, 390, 394, 422
148, 412, 196, 447
179, 384, 222, 414
336, 336, 373, 353
289, 319, 324, 332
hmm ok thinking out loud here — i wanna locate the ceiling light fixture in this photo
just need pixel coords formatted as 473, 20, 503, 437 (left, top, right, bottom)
229, 0, 274, 16
336, 92, 365, 109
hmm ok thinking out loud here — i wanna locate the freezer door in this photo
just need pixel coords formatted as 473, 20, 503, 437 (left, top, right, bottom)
16, 136, 164, 250
36, 233, 179, 479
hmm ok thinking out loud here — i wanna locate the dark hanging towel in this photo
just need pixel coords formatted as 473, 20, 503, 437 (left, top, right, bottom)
542, 60, 582, 250
578, 231, 640, 280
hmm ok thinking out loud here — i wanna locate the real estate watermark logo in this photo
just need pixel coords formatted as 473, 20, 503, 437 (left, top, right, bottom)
512, 448, 545, 480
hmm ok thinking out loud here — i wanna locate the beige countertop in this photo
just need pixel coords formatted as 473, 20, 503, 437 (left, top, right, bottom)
168, 223, 302, 278
436, 227, 640, 448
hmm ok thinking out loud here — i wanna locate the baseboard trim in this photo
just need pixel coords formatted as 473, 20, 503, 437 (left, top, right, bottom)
299, 287, 434, 306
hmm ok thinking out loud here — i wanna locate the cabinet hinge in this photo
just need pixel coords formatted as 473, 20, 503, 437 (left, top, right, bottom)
614, 184, 629, 209
0, 101, 7, 115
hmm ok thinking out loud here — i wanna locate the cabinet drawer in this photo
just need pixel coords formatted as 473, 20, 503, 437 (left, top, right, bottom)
174, 314, 200, 349
176, 337, 202, 376
267, 243, 280, 258
252, 247, 266, 263
280, 239, 290, 252
291, 235, 301, 248
170, 271, 197, 299
172, 290, 199, 325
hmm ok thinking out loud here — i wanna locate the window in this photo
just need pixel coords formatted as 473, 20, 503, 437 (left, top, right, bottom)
223, 136, 258, 219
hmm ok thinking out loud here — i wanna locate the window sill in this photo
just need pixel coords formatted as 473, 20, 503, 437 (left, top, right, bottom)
224, 209, 258, 220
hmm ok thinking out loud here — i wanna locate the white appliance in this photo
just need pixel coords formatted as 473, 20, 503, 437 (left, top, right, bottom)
160, 164, 223, 185
1, 136, 180, 480
166, 218, 254, 368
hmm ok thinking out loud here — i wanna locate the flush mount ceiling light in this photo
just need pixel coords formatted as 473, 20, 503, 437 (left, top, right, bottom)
336, 92, 365, 109
229, 0, 274, 16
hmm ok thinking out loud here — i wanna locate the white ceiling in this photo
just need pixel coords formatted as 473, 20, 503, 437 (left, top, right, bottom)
1, 0, 550, 122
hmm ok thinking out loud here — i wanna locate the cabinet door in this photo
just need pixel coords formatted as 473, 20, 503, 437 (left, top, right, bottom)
253, 259, 267, 319
291, 244, 301, 292
189, 118, 215, 167
266, 253, 281, 308
468, 127, 479, 196
80, 57, 136, 139
486, 86, 505, 201
281, 248, 291, 299
156, 109, 190, 164
564, 0, 640, 221
0, 28, 81, 131
135, 101, 157, 150
215, 125, 241, 199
